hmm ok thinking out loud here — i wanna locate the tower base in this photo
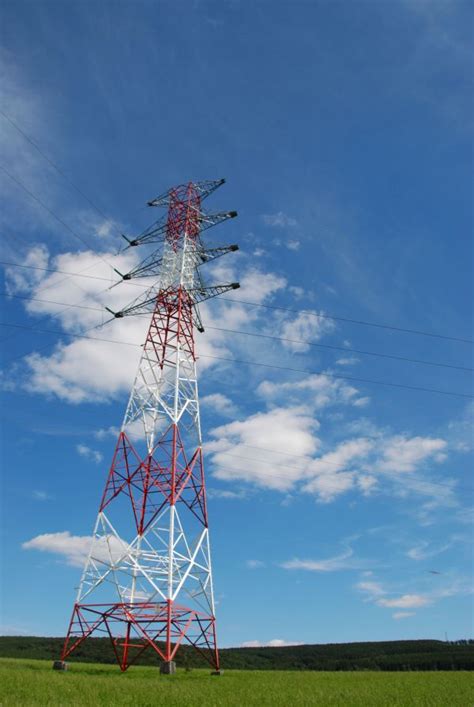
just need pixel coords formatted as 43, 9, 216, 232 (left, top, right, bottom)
160, 660, 176, 674
60, 602, 219, 673
52, 661, 68, 671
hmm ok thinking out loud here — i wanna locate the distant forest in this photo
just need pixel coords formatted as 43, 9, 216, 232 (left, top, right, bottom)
1, 637, 473, 671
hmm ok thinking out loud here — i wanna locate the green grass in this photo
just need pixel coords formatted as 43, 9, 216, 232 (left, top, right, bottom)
0, 658, 472, 706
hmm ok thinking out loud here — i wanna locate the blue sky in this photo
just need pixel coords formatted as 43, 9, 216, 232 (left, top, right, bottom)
0, 0, 472, 647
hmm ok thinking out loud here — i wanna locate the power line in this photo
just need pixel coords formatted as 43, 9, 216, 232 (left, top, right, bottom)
0, 274, 115, 347
0, 292, 106, 314
2, 258, 472, 346
0, 166, 115, 271
207, 353, 473, 399
2, 308, 468, 492
0, 259, 141, 284
220, 297, 474, 346
0, 319, 471, 399
1, 291, 471, 373
207, 325, 472, 373
0, 109, 119, 236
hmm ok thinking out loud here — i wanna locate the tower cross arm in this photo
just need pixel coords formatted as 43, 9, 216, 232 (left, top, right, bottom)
121, 211, 237, 253
105, 288, 159, 318
147, 179, 226, 207
105, 282, 240, 319
189, 282, 240, 305
113, 251, 164, 282
114, 240, 239, 285
121, 216, 168, 249
198, 244, 239, 265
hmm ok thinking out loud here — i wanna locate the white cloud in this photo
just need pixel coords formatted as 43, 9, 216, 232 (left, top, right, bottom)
377, 594, 431, 609
241, 639, 303, 648
22, 531, 93, 567
201, 393, 236, 417
302, 438, 374, 502
392, 612, 415, 620
76, 444, 103, 464
205, 391, 456, 506
379, 436, 447, 473
281, 547, 358, 573
289, 286, 304, 299
279, 312, 335, 352
22, 530, 126, 568
353, 396, 370, 407
286, 239, 300, 251
238, 268, 286, 306
335, 357, 359, 366
257, 373, 361, 410
94, 426, 120, 440
7, 246, 149, 403
262, 212, 297, 228
194, 263, 286, 371
207, 405, 320, 491
5, 245, 49, 294
303, 470, 355, 503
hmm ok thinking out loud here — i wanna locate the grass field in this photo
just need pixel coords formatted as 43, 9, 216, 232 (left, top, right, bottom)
0, 658, 472, 706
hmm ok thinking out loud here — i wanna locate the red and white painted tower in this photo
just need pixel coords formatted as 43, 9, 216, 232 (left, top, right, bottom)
57, 180, 238, 673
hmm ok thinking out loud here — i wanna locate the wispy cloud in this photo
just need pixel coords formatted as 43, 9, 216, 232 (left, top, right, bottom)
32, 490, 52, 501
261, 212, 297, 228
406, 540, 452, 561
355, 571, 472, 616
392, 612, 415, 620
206, 488, 248, 500
378, 594, 432, 609
335, 356, 359, 366
76, 443, 103, 464
355, 580, 386, 599
281, 547, 363, 573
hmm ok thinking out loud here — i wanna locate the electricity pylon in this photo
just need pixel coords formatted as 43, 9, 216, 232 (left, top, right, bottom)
56, 180, 238, 674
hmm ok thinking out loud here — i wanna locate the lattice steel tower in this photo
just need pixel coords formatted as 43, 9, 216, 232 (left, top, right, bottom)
56, 180, 238, 674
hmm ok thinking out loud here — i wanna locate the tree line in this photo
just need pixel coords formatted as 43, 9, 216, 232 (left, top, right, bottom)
0, 637, 472, 671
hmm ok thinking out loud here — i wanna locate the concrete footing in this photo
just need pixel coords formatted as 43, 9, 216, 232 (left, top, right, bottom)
160, 661, 176, 675
52, 661, 68, 671
211, 670, 222, 676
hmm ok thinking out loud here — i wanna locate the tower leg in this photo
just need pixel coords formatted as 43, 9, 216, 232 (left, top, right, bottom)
160, 660, 176, 674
